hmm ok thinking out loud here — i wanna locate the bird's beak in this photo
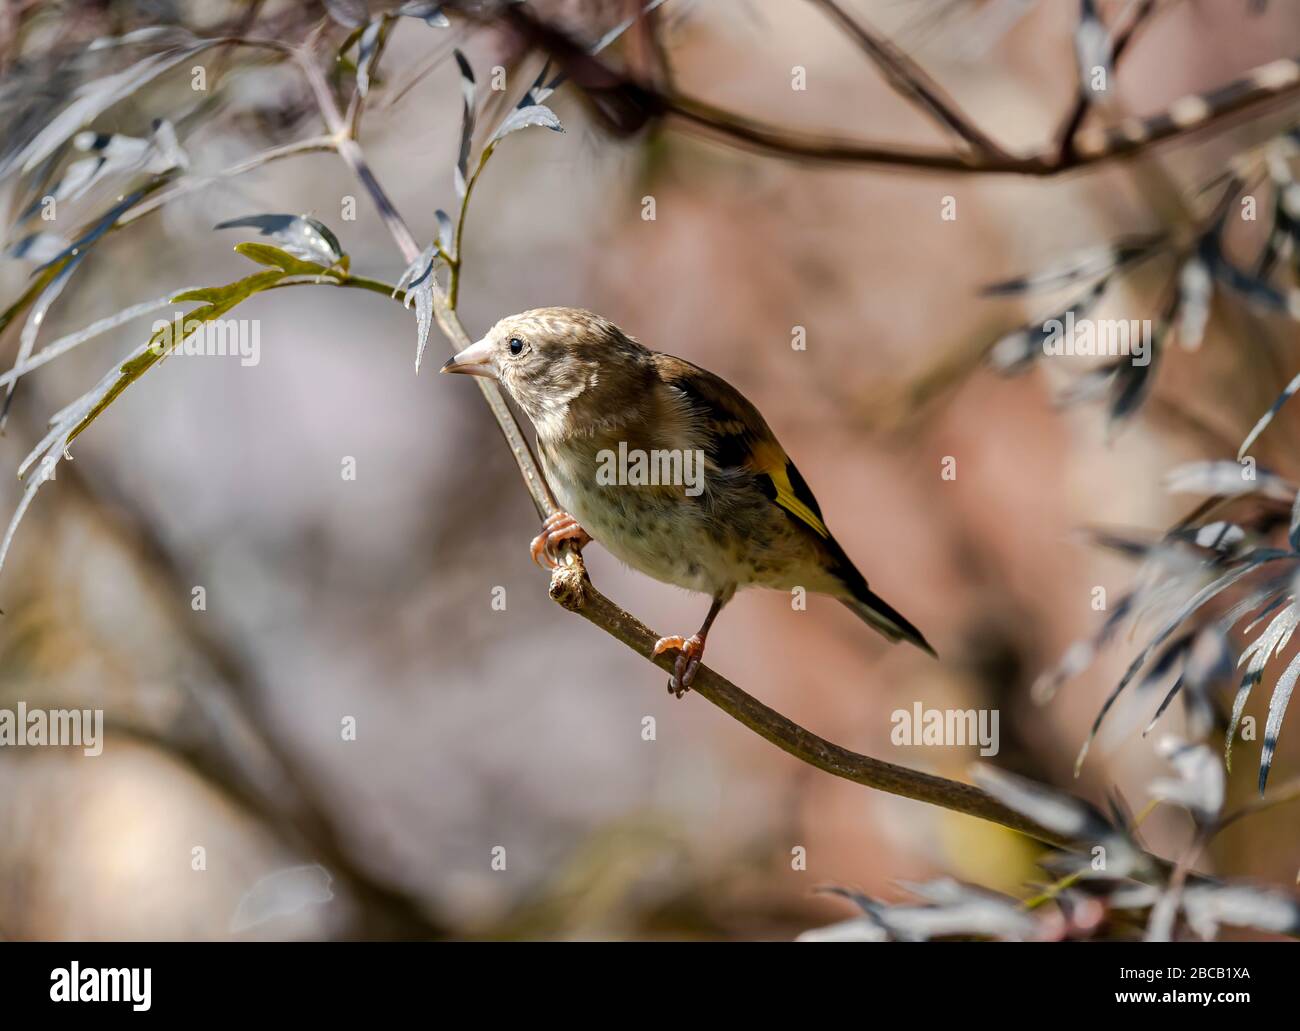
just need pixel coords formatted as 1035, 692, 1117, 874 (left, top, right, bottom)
440, 337, 496, 379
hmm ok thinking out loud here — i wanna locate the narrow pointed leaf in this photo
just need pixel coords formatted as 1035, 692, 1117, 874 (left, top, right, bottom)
324, 0, 369, 29
394, 2, 449, 26
1260, 649, 1300, 794
434, 209, 454, 256
394, 246, 437, 372
488, 104, 564, 144
1239, 368, 1300, 459
216, 214, 344, 267
453, 50, 476, 197
356, 19, 384, 98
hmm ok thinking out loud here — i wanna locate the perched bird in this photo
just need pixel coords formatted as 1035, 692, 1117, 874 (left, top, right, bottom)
441, 307, 934, 695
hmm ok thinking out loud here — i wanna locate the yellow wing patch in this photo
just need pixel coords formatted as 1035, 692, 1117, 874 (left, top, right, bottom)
769, 464, 829, 539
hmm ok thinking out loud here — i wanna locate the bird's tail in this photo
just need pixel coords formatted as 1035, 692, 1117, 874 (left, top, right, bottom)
828, 541, 936, 657
840, 590, 936, 658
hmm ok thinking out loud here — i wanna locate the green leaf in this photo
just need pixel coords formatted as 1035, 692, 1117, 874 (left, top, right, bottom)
173, 269, 285, 309
233, 242, 337, 278
0, 261, 65, 338
68, 268, 285, 444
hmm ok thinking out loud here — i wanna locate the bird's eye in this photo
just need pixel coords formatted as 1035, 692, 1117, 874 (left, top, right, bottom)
508, 337, 524, 356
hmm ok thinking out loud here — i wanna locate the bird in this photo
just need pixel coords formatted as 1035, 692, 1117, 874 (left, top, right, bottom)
441, 307, 935, 695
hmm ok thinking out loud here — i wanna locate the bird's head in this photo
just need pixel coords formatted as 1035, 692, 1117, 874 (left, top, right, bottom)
441, 307, 652, 436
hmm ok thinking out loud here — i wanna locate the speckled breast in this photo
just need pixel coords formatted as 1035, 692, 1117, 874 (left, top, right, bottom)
539, 438, 805, 597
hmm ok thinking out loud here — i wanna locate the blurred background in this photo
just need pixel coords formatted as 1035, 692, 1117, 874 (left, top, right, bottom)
1, 0, 1299, 940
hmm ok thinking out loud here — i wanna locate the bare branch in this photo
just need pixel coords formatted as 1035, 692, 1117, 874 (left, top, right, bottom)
806, 0, 1014, 160
119, 135, 337, 227
546, 559, 1072, 846
489, 2, 1300, 176
296, 38, 559, 518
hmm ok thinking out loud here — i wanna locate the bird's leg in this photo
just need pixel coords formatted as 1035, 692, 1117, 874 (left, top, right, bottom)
529, 510, 591, 570
653, 594, 727, 698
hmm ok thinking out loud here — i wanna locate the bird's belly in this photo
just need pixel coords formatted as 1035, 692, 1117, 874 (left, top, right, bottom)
574, 487, 727, 592
547, 466, 815, 600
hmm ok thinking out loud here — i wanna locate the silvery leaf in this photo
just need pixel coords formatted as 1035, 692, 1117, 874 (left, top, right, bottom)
324, 0, 369, 29
1260, 648, 1300, 794
1176, 256, 1213, 351
1163, 460, 1293, 501
395, 2, 450, 26
453, 50, 476, 197
356, 20, 384, 98
395, 245, 437, 372
435, 209, 454, 256
796, 917, 889, 942
488, 104, 563, 145
1073, 0, 1112, 98
229, 865, 335, 933
1239, 368, 1300, 460
7, 233, 71, 264
2, 183, 157, 425
1181, 882, 1300, 940
215, 214, 344, 266
1148, 738, 1224, 820
972, 765, 1111, 840
4, 43, 206, 177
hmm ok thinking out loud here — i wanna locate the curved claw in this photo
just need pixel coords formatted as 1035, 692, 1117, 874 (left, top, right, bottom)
653, 633, 705, 698
529, 529, 555, 569
530, 511, 591, 570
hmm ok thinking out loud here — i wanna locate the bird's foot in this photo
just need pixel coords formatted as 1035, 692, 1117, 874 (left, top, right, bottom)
653, 633, 705, 698
529, 510, 591, 570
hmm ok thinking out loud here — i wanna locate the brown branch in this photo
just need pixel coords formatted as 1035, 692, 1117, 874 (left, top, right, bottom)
546, 560, 1072, 847
487, 2, 1300, 176
666, 59, 1300, 176
806, 0, 1015, 160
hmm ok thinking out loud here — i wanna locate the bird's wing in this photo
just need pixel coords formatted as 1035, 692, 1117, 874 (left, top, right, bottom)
653, 353, 935, 655
652, 353, 829, 540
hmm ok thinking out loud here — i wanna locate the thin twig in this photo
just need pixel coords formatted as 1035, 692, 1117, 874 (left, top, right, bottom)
546, 561, 1071, 845
300, 36, 557, 517
806, 0, 1013, 159
489, 2, 1300, 176
119, 135, 337, 227
345, 15, 395, 138
1216, 775, 1300, 832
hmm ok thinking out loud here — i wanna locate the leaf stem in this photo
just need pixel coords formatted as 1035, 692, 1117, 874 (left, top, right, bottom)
448, 142, 497, 311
